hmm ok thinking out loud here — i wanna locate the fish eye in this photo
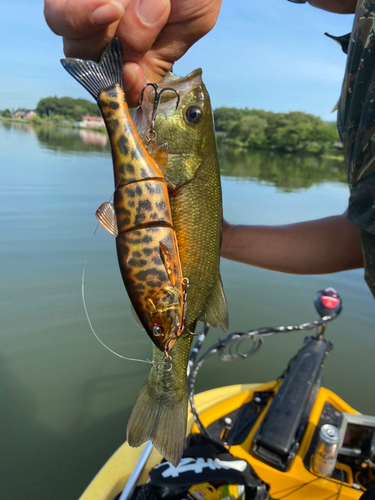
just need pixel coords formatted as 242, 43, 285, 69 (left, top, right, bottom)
184, 106, 202, 125
153, 326, 164, 336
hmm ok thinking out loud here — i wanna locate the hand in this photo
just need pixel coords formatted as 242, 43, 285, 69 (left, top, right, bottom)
44, 0, 221, 107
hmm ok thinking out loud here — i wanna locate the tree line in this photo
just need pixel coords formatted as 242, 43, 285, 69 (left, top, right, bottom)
213, 107, 340, 154
2, 98, 341, 155
36, 96, 100, 121
1, 96, 100, 122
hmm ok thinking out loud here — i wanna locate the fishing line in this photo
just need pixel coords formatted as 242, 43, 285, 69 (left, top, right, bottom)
272, 476, 322, 499
81, 221, 152, 366
334, 461, 345, 500
81, 175, 177, 370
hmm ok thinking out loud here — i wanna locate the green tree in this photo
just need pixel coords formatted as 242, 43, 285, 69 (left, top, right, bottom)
214, 107, 340, 154
1, 109, 12, 118
228, 115, 268, 148
36, 96, 100, 121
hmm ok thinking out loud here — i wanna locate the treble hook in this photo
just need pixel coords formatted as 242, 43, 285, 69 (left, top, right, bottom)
180, 277, 208, 337
140, 83, 180, 143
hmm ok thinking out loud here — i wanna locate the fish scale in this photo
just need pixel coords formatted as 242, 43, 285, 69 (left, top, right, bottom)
127, 67, 228, 466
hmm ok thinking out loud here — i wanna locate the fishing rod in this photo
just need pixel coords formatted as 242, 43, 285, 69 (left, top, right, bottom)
187, 287, 342, 437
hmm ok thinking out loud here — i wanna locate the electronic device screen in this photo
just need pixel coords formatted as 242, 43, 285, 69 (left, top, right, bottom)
339, 413, 375, 457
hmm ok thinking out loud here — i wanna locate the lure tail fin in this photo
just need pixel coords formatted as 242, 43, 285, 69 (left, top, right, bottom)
60, 39, 123, 101
126, 370, 188, 467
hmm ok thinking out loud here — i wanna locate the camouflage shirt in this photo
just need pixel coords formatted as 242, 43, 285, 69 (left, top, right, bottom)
337, 0, 375, 297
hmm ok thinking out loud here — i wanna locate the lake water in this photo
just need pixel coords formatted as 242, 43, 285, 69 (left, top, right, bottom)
1, 122, 375, 499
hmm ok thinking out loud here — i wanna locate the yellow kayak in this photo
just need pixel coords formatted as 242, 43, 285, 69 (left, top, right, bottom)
80, 381, 369, 500
80, 288, 374, 500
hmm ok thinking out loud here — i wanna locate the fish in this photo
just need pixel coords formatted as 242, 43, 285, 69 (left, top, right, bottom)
126, 68, 228, 465
61, 39, 185, 355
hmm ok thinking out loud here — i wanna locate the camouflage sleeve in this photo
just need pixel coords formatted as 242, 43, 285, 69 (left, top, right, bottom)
338, 0, 375, 235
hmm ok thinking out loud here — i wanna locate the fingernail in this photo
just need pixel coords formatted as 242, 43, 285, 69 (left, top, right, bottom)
137, 0, 168, 25
92, 1, 125, 26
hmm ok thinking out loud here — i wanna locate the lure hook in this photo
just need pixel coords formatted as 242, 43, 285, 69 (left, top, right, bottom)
140, 83, 180, 144
180, 277, 208, 337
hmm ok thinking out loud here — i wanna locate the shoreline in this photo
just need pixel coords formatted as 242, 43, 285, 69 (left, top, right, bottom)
0, 117, 344, 159
0, 116, 106, 133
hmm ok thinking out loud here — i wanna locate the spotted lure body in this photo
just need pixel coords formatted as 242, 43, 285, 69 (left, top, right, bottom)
61, 40, 184, 354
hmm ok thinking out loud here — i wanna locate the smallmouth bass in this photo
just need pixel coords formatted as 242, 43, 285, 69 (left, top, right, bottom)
61, 40, 184, 355
127, 69, 228, 465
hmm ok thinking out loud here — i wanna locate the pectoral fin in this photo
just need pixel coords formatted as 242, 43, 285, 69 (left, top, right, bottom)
95, 202, 118, 237
203, 276, 229, 331
159, 241, 177, 287
150, 142, 168, 176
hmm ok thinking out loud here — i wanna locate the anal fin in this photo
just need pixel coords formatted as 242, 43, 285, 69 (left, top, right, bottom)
204, 276, 229, 331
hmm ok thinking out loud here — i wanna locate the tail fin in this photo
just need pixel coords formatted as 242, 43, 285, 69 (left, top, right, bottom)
127, 377, 188, 467
60, 39, 123, 101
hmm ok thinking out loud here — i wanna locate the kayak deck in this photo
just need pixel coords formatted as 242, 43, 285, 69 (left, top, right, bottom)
79, 384, 261, 500
193, 383, 361, 500
80, 381, 364, 500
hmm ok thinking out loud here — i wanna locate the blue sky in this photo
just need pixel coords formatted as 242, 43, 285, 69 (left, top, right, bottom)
1, 0, 354, 121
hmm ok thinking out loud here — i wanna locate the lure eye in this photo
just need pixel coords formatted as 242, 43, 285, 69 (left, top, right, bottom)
153, 326, 164, 336
184, 106, 202, 125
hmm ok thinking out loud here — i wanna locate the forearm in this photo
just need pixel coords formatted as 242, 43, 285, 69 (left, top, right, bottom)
221, 211, 363, 274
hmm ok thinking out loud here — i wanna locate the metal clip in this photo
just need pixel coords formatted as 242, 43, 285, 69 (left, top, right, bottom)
153, 354, 173, 372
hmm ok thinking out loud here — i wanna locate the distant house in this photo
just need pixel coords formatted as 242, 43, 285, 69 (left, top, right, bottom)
80, 115, 105, 128
13, 109, 37, 119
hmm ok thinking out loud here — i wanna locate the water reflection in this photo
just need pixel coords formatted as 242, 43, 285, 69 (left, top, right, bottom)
79, 129, 108, 147
218, 146, 346, 191
1, 120, 36, 135
34, 124, 109, 154
1, 121, 347, 189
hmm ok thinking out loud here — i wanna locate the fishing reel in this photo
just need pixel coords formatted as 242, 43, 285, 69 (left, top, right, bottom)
314, 287, 342, 319
313, 287, 342, 338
